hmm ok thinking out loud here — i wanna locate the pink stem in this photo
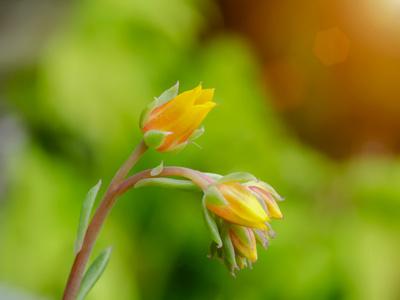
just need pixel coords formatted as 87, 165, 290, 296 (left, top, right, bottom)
62, 162, 213, 300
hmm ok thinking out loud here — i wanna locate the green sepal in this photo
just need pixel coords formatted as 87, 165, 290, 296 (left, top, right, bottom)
253, 229, 269, 248
77, 246, 113, 300
202, 196, 223, 247
204, 185, 229, 206
236, 255, 248, 270
187, 126, 204, 142
139, 98, 158, 130
134, 178, 201, 192
221, 221, 237, 270
150, 161, 163, 176
156, 81, 179, 106
143, 130, 172, 149
159, 141, 188, 154
74, 180, 102, 255
265, 223, 277, 238
203, 173, 223, 180
208, 241, 218, 259
224, 258, 236, 277
230, 224, 252, 249
252, 181, 284, 201
215, 172, 257, 185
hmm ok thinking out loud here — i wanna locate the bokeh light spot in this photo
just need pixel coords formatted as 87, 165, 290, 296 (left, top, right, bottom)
313, 28, 351, 66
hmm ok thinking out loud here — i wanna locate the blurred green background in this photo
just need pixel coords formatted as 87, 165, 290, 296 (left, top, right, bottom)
1, 0, 400, 299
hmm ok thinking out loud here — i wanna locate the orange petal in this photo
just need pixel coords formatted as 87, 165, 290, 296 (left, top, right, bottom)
144, 83, 202, 127
157, 101, 216, 151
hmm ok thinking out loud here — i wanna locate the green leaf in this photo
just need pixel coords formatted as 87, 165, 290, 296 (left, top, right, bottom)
202, 196, 222, 247
74, 180, 102, 255
134, 178, 202, 192
150, 161, 163, 176
156, 81, 179, 106
77, 246, 113, 300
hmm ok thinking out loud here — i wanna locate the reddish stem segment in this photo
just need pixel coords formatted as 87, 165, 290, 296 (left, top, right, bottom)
63, 141, 148, 300
62, 146, 213, 300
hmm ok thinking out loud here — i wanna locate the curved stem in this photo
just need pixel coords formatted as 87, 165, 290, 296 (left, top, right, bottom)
62, 141, 148, 300
62, 148, 214, 300
117, 167, 214, 196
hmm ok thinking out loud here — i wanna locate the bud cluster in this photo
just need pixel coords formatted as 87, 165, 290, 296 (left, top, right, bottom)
139, 83, 284, 276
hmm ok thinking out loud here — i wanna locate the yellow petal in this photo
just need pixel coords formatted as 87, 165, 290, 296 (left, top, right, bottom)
217, 183, 269, 223
206, 203, 267, 229
230, 228, 257, 262
145, 83, 202, 126
194, 88, 215, 105
157, 101, 216, 151
249, 186, 283, 219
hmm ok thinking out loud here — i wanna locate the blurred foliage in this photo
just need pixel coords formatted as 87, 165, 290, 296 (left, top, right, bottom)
1, 0, 400, 299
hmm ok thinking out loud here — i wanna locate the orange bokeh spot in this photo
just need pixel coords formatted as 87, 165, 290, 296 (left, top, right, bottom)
313, 28, 351, 65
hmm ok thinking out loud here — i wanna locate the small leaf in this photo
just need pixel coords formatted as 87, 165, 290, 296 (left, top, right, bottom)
150, 161, 163, 176
134, 178, 202, 192
156, 81, 179, 106
74, 180, 102, 255
202, 196, 222, 247
77, 246, 113, 300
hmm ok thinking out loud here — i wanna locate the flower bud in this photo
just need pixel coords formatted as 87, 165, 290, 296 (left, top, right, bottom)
229, 224, 258, 262
140, 82, 216, 154
204, 181, 269, 229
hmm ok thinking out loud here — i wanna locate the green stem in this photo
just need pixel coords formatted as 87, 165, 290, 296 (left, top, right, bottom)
62, 141, 148, 300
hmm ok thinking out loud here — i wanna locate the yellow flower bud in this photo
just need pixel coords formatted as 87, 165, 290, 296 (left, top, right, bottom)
141, 83, 216, 153
205, 182, 269, 229
229, 224, 258, 262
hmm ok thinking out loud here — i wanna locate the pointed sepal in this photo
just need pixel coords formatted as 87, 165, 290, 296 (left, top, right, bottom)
156, 81, 179, 107
187, 126, 204, 143
158, 141, 188, 154
253, 228, 269, 249
139, 98, 158, 130
221, 221, 237, 270
202, 196, 223, 247
204, 185, 229, 206
215, 172, 257, 185
143, 130, 172, 149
